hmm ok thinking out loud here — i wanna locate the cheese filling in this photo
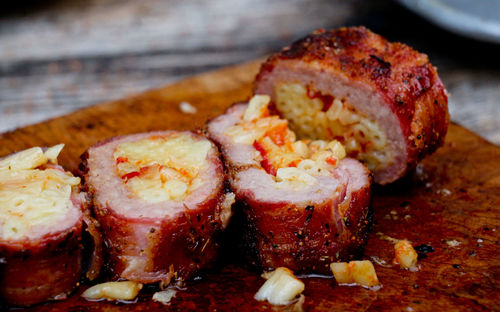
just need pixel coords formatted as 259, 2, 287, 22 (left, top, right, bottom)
274, 83, 391, 172
0, 145, 80, 241
113, 133, 212, 203
225, 95, 346, 189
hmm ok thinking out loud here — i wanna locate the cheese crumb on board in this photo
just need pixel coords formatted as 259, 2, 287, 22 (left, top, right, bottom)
393, 240, 418, 270
81, 281, 142, 301
152, 288, 177, 305
254, 267, 305, 305
330, 260, 380, 287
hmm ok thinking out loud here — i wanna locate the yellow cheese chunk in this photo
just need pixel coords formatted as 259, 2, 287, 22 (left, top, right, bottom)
254, 267, 305, 305
394, 239, 418, 269
81, 281, 142, 301
330, 260, 380, 287
243, 94, 271, 121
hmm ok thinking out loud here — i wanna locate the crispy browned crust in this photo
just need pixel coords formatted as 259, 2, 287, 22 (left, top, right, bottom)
0, 190, 84, 307
255, 26, 449, 183
80, 132, 231, 284
81, 206, 103, 281
239, 169, 371, 274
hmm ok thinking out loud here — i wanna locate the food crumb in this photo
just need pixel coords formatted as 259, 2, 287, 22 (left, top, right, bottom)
153, 288, 177, 305
330, 261, 380, 287
446, 239, 461, 247
179, 101, 198, 114
394, 240, 418, 270
437, 188, 451, 196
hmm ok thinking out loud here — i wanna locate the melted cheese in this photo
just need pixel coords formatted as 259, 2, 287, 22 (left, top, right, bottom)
225, 95, 346, 188
274, 83, 391, 172
113, 133, 212, 202
0, 145, 80, 241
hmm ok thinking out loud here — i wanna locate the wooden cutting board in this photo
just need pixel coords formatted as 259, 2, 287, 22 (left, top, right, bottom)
2, 60, 499, 312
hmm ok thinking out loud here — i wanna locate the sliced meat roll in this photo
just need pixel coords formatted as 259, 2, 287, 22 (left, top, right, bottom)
207, 95, 371, 274
81, 131, 234, 284
255, 26, 449, 184
0, 145, 85, 306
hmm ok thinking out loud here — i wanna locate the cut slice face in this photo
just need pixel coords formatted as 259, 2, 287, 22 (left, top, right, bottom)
113, 133, 212, 202
274, 83, 390, 173
0, 145, 81, 242
223, 94, 347, 190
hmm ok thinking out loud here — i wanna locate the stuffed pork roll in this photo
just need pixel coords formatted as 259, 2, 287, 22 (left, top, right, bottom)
81, 131, 234, 285
207, 95, 371, 274
255, 26, 449, 184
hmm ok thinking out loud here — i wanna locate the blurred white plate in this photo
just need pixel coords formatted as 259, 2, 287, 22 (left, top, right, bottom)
398, 0, 500, 43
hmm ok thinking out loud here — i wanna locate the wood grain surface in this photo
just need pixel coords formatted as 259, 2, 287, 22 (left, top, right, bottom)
1, 60, 500, 311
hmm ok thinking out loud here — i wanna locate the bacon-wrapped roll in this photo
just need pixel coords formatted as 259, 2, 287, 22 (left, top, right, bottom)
207, 95, 371, 274
81, 131, 234, 285
255, 26, 449, 184
0, 145, 85, 306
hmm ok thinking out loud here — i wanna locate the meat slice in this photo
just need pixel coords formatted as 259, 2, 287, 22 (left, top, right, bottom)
255, 26, 449, 184
207, 95, 371, 274
0, 145, 85, 306
81, 131, 234, 284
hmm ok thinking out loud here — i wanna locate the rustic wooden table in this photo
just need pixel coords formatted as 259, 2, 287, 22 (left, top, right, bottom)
1, 0, 499, 144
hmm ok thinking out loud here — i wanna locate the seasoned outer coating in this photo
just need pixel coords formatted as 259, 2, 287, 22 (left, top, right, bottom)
239, 160, 371, 273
